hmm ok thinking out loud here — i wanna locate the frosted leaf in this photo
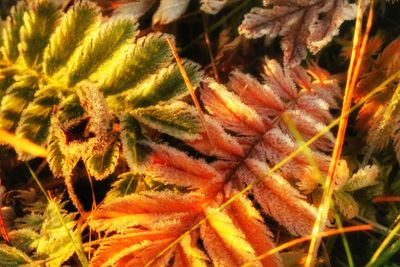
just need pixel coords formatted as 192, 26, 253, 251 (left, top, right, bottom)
342, 165, 379, 192
245, 159, 319, 236
334, 191, 359, 219
113, 0, 157, 20
239, 0, 357, 66
153, 0, 190, 25
201, 80, 266, 135
201, 0, 228, 14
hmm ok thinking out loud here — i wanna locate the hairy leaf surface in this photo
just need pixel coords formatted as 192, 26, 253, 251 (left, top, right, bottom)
239, 0, 357, 66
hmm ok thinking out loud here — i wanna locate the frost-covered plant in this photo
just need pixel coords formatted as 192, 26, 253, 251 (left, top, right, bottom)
0, 192, 82, 267
0, 0, 202, 183
94, 0, 235, 25
88, 58, 341, 266
0, 0, 388, 266
239, 0, 357, 66
331, 160, 380, 219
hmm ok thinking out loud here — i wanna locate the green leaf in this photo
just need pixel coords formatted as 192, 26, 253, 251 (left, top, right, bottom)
0, 67, 18, 101
0, 75, 38, 131
120, 114, 152, 171
126, 60, 202, 108
15, 214, 44, 233
47, 127, 64, 178
47, 123, 79, 178
361, 181, 385, 200
15, 86, 61, 157
104, 171, 187, 203
85, 139, 120, 180
104, 172, 142, 203
75, 82, 111, 138
18, 0, 61, 68
66, 17, 137, 86
8, 229, 40, 253
334, 191, 359, 219
0, 244, 32, 267
0, 2, 27, 62
35, 200, 79, 267
98, 33, 173, 96
14, 197, 84, 267
342, 165, 379, 192
44, 1, 101, 76
56, 93, 86, 129
132, 101, 200, 141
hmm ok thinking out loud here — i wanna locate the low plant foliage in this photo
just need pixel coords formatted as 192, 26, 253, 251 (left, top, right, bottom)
0, 0, 399, 266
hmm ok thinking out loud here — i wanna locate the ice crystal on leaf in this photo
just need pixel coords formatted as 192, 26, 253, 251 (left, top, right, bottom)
239, 0, 357, 66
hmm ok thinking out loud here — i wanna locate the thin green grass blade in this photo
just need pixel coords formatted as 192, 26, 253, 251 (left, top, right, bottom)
25, 163, 89, 267
366, 214, 400, 267
335, 213, 355, 267
282, 113, 355, 267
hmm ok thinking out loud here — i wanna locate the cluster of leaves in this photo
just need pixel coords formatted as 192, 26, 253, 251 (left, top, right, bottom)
0, 0, 399, 266
86, 58, 345, 265
239, 0, 357, 66
331, 160, 380, 219
0, 190, 82, 267
0, 0, 203, 189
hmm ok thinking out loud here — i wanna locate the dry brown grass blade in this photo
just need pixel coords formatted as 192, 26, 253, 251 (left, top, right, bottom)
305, 1, 375, 266
202, 13, 220, 83
0, 128, 47, 158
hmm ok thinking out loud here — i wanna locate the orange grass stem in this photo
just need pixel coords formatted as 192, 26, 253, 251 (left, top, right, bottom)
166, 36, 215, 147
242, 224, 373, 267
373, 196, 400, 203
305, 1, 375, 266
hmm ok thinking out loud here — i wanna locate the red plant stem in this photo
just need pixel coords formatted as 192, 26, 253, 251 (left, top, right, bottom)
0, 178, 10, 244
373, 196, 400, 203
305, 1, 375, 266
